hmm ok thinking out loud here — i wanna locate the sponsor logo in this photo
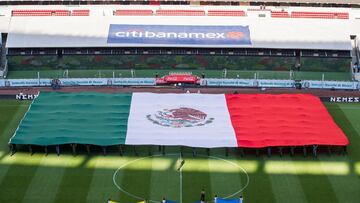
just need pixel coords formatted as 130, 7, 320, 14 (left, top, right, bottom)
146, 107, 214, 128
108, 24, 251, 45
114, 30, 244, 40
226, 31, 245, 39
329, 97, 360, 103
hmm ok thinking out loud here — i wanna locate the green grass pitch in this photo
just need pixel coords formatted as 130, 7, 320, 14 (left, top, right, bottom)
0, 99, 360, 203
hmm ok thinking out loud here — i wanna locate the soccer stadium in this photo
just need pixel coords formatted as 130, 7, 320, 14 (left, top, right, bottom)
0, 0, 360, 202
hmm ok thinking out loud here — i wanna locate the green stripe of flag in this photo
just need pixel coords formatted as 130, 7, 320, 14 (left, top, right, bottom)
10, 92, 132, 146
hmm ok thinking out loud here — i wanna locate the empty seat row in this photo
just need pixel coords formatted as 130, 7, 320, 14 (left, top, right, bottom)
71, 10, 90, 16
272, 11, 348, 19
114, 9, 245, 16
156, 10, 205, 16
12, 9, 89, 16
291, 11, 349, 19
113, 9, 348, 19
271, 11, 290, 18
11, 9, 348, 19
114, 9, 153, 16
207, 10, 246, 16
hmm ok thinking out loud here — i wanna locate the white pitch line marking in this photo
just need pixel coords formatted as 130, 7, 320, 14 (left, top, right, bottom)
113, 153, 249, 203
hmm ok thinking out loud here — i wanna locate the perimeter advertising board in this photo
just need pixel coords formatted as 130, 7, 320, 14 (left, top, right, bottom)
107, 24, 251, 47
302, 81, 359, 90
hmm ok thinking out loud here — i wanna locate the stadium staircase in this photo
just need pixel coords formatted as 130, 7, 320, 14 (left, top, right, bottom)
351, 35, 360, 81
207, 10, 246, 16
0, 34, 8, 78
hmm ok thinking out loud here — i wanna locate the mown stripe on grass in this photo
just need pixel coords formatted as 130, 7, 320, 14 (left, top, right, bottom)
208, 155, 245, 201
338, 104, 360, 137
53, 156, 95, 203
321, 103, 360, 203
0, 156, 43, 202
326, 103, 360, 160
243, 157, 277, 203
267, 158, 308, 203
295, 158, 339, 203
269, 174, 308, 203
148, 154, 179, 202
317, 157, 360, 203
0, 100, 30, 144
0, 102, 33, 202
116, 154, 154, 203
182, 154, 214, 203
86, 156, 129, 203
0, 100, 31, 190
21, 155, 80, 203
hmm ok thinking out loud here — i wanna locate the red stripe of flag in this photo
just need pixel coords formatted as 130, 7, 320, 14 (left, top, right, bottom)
225, 94, 349, 148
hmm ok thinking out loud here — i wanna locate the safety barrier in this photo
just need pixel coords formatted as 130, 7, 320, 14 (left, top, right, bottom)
0, 78, 358, 90
0, 78, 155, 87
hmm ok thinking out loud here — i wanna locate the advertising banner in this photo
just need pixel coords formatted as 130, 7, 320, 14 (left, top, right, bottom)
257, 80, 294, 88
202, 79, 294, 88
112, 78, 155, 86
107, 24, 252, 47
202, 79, 255, 87
302, 81, 358, 90
4, 79, 51, 87
59, 78, 108, 86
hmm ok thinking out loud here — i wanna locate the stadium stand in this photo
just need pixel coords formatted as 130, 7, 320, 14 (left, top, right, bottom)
156, 9, 205, 16
207, 10, 246, 16
114, 9, 153, 16
9, 7, 351, 20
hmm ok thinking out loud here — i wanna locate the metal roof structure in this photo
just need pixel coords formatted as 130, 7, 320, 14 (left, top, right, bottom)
5, 16, 355, 50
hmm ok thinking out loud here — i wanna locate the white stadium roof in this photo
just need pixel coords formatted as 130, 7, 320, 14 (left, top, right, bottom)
6, 16, 353, 50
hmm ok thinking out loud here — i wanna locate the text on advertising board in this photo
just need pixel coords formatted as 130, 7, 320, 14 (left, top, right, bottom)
107, 24, 252, 46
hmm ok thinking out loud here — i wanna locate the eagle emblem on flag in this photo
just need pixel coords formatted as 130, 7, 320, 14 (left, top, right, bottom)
146, 107, 214, 128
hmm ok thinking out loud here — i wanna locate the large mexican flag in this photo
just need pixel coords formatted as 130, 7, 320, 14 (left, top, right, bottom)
10, 92, 349, 148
